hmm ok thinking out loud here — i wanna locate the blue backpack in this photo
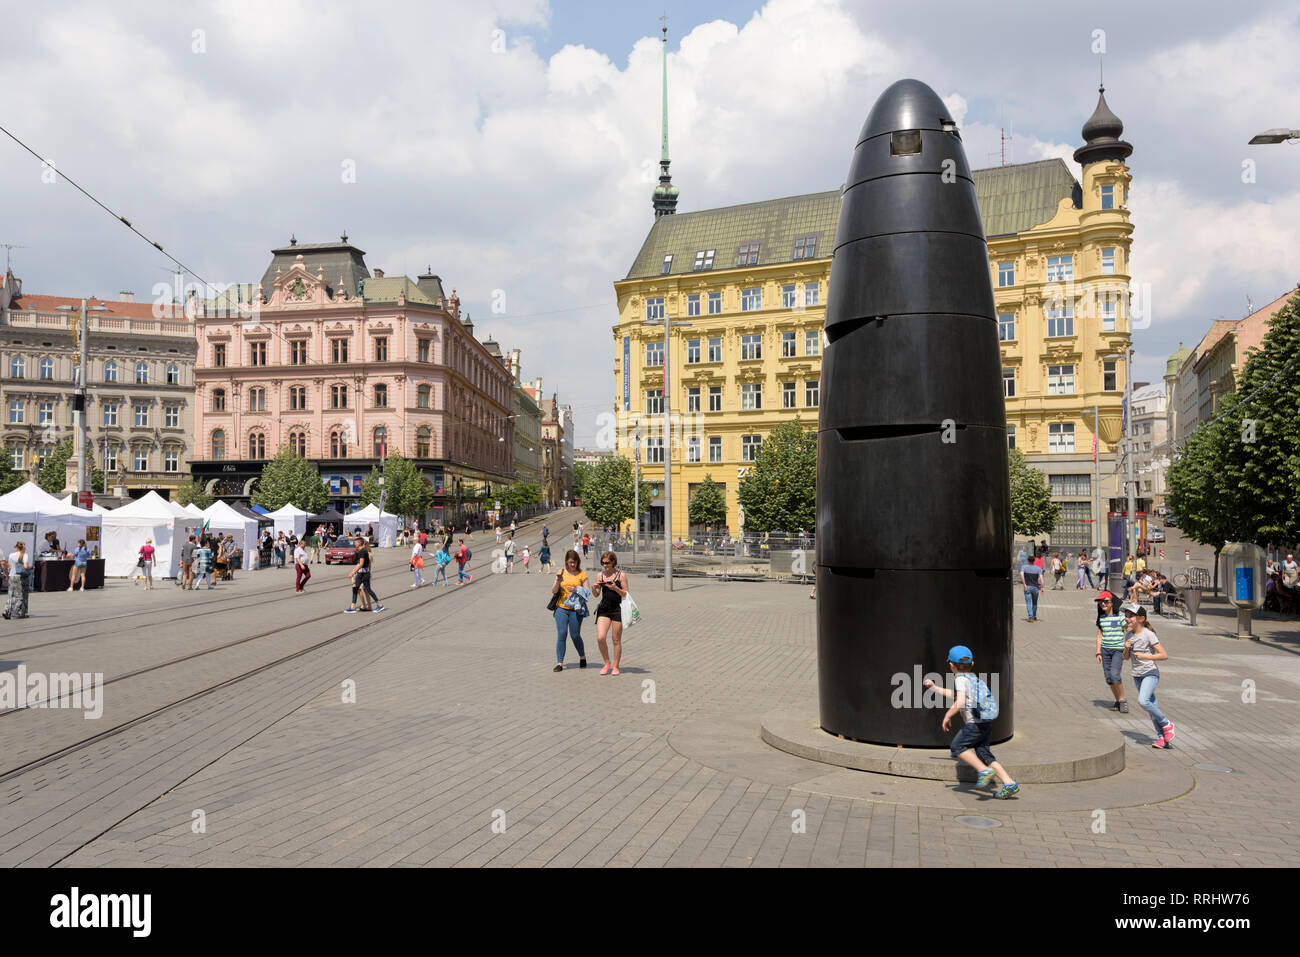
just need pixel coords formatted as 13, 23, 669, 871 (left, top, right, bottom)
967, 676, 999, 722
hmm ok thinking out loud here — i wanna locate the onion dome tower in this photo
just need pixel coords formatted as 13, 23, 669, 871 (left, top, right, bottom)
1073, 85, 1133, 166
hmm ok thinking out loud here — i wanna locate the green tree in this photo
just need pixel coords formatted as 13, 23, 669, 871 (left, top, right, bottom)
736, 419, 816, 533
250, 444, 328, 514
500, 483, 541, 510
1166, 420, 1235, 589
37, 438, 104, 495
582, 456, 650, 528
0, 456, 24, 495
1008, 448, 1060, 537
358, 467, 383, 509
1218, 287, 1300, 544
173, 479, 214, 509
383, 451, 433, 520
572, 462, 592, 500
688, 474, 727, 531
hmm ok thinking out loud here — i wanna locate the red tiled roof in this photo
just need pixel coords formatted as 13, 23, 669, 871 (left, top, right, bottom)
8, 293, 167, 320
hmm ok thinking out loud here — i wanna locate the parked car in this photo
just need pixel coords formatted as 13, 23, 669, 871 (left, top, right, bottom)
1147, 527, 1166, 543
325, 541, 358, 565
1164, 514, 1178, 527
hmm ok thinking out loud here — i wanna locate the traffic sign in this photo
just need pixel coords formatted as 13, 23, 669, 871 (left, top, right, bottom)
1159, 548, 1165, 559
78, 490, 94, 509
1185, 549, 1191, 561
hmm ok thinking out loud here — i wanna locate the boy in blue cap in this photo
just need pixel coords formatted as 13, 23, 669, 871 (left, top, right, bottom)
924, 646, 1019, 799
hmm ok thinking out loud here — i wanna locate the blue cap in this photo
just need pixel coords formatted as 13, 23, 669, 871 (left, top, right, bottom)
947, 645, 973, 664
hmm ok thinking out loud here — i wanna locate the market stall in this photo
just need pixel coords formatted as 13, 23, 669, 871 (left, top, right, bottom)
345, 503, 400, 547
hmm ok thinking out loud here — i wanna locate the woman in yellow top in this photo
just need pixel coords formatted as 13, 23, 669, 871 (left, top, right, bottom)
551, 550, 588, 672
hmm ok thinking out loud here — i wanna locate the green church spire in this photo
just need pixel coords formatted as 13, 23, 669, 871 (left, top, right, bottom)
652, 17, 679, 219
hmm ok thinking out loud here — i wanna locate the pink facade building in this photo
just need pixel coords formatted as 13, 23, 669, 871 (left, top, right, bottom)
191, 240, 514, 517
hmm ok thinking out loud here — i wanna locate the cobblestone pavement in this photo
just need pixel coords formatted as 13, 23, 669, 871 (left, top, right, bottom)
2, 520, 1296, 867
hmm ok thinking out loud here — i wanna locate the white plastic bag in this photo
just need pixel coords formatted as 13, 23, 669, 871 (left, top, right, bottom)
621, 593, 641, 628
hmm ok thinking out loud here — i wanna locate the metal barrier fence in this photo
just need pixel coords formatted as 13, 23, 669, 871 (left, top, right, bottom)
604, 532, 816, 582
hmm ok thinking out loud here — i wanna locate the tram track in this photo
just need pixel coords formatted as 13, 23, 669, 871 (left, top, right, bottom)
0, 511, 579, 783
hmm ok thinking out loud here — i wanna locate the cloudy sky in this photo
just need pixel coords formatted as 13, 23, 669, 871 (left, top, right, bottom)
3, 0, 1297, 445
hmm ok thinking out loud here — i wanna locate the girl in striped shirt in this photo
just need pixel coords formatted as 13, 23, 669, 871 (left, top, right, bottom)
1094, 591, 1128, 713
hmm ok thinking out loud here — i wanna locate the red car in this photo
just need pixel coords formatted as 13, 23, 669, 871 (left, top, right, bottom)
324, 542, 358, 565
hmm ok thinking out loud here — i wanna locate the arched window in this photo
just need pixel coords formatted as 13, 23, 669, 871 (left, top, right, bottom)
289, 386, 306, 411
331, 430, 347, 458
248, 431, 266, 458
212, 429, 226, 460
39, 358, 53, 379
289, 431, 307, 457
104, 360, 117, 382
416, 426, 431, 458
247, 388, 265, 412
135, 361, 149, 384
9, 356, 24, 378
166, 364, 179, 385
212, 389, 226, 412
373, 426, 387, 458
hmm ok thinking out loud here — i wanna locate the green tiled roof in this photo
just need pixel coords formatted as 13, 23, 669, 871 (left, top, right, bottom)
974, 159, 1082, 238
358, 277, 439, 306
624, 159, 1081, 278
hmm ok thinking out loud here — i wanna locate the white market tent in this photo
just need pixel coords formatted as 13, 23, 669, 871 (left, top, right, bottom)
346, 503, 399, 547
266, 504, 309, 539
201, 500, 258, 553
0, 482, 102, 557
100, 491, 200, 578
184, 503, 205, 518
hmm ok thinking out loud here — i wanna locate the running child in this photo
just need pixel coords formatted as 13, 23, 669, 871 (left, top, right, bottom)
1122, 603, 1174, 748
924, 646, 1019, 798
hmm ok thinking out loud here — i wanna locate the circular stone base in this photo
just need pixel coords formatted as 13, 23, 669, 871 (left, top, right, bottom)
760, 710, 1124, 784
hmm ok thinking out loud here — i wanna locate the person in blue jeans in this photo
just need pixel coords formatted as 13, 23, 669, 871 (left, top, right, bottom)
1122, 603, 1174, 748
551, 550, 588, 672
1020, 558, 1043, 621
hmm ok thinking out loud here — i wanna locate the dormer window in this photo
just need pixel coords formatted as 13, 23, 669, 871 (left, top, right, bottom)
693, 249, 715, 270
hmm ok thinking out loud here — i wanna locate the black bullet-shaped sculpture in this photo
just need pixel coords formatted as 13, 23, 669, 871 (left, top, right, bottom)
818, 79, 1013, 747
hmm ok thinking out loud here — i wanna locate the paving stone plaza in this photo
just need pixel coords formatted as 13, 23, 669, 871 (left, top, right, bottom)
1, 509, 1295, 869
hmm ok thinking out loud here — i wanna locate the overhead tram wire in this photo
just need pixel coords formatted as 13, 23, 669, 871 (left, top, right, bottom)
0, 123, 519, 445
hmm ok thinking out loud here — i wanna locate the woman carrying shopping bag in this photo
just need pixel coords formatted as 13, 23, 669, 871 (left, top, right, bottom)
592, 551, 629, 676
550, 550, 588, 672
2, 541, 32, 619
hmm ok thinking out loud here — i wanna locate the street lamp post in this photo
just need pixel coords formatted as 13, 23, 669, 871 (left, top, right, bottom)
1102, 350, 1136, 561
643, 311, 691, 592
632, 418, 640, 565
1248, 127, 1300, 145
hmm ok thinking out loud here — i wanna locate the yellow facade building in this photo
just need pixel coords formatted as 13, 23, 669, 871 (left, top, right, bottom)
614, 87, 1135, 546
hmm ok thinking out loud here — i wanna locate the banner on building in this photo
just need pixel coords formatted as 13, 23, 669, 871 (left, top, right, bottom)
623, 336, 630, 411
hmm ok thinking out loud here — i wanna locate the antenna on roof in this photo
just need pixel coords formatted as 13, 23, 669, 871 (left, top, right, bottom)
0, 243, 25, 271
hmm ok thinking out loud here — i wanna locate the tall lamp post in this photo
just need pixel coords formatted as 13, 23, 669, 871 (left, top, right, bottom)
632, 417, 640, 565
58, 300, 109, 502
1103, 349, 1136, 562
643, 309, 691, 592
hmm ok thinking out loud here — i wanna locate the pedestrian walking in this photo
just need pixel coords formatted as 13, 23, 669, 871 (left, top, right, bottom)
1094, 591, 1128, 713
592, 551, 629, 676
581, 532, 590, 559
194, 538, 215, 590
432, 543, 452, 586
1122, 603, 1173, 748
522, 544, 531, 573
504, 534, 516, 573
539, 538, 552, 574
924, 646, 1018, 799
346, 539, 383, 613
294, 539, 312, 593
551, 549, 588, 672
69, 539, 91, 592
410, 538, 426, 588
455, 538, 472, 584
495, 525, 503, 544
275, 533, 287, 569
1092, 551, 1106, 592
1020, 554, 1043, 621
1050, 552, 1065, 589
138, 539, 157, 590
510, 520, 517, 538
2, 541, 32, 619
